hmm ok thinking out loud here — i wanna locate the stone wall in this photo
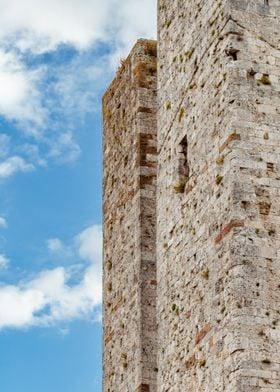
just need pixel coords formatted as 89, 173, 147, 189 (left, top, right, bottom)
103, 39, 157, 392
103, 1, 280, 390
157, 0, 280, 391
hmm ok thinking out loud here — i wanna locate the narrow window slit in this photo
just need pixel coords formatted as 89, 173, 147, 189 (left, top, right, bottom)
178, 136, 189, 180
173, 136, 189, 193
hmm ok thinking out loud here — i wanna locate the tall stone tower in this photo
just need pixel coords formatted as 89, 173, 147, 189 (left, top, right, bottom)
103, 40, 157, 392
157, 0, 280, 390
103, 1, 280, 391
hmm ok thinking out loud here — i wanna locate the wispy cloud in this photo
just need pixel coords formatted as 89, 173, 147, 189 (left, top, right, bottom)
0, 0, 156, 174
0, 217, 7, 228
75, 225, 102, 265
17, 143, 47, 167
0, 0, 112, 53
0, 134, 10, 158
0, 254, 9, 269
0, 0, 156, 54
0, 224, 102, 330
47, 238, 64, 253
47, 238, 73, 260
48, 132, 81, 164
0, 49, 46, 130
0, 156, 34, 179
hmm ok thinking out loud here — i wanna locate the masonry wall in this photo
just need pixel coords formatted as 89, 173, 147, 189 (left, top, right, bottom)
157, 0, 280, 391
103, 39, 157, 392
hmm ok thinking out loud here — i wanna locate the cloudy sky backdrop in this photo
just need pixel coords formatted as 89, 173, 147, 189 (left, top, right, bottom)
0, 1, 156, 390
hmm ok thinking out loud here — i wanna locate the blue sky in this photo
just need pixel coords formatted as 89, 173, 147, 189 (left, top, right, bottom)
0, 1, 156, 391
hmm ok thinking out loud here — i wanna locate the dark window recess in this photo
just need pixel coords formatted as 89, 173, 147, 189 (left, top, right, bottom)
267, 162, 274, 172
225, 47, 239, 61
264, 0, 269, 5
178, 136, 189, 181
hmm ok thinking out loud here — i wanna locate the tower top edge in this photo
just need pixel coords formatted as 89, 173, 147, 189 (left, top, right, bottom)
102, 39, 157, 102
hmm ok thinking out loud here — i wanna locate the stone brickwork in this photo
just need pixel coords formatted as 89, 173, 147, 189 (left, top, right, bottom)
103, 39, 157, 392
103, 1, 280, 391
157, 0, 280, 391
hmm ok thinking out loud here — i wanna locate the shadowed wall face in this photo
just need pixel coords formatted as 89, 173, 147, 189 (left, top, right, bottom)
157, 0, 280, 390
103, 40, 157, 392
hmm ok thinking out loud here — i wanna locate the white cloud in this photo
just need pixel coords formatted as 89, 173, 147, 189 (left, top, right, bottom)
0, 285, 45, 328
48, 132, 81, 164
0, 0, 111, 53
0, 134, 10, 158
0, 225, 102, 330
0, 50, 46, 129
52, 57, 107, 118
47, 238, 73, 260
0, 0, 156, 54
0, 1, 156, 171
0, 156, 34, 179
0, 217, 7, 228
18, 144, 47, 167
0, 254, 9, 269
76, 225, 102, 265
108, 0, 157, 67
47, 238, 64, 252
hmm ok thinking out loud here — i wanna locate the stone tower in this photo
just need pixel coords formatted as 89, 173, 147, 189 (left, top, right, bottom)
103, 40, 157, 392
103, 1, 280, 391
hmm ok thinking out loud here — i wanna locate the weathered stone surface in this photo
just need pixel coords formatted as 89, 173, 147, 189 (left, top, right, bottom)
157, 0, 280, 390
103, 39, 157, 392
103, 1, 280, 391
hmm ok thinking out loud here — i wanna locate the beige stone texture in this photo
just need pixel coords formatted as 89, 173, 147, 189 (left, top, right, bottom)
103, 0, 280, 391
157, 0, 280, 390
103, 39, 157, 392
